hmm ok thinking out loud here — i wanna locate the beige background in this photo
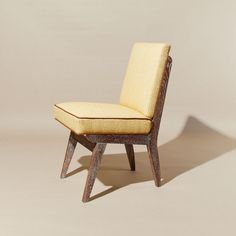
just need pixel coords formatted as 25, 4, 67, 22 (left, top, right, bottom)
1, 0, 236, 235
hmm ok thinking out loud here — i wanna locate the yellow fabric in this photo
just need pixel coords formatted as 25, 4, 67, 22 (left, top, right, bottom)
54, 102, 152, 134
120, 43, 170, 118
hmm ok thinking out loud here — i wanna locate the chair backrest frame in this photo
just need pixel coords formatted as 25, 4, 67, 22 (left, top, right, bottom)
149, 56, 172, 141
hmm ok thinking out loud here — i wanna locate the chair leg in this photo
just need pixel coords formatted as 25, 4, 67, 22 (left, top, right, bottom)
146, 140, 161, 187
60, 132, 77, 178
125, 144, 135, 171
82, 143, 106, 202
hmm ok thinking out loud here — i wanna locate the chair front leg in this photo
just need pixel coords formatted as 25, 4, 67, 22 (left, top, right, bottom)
146, 140, 161, 187
60, 132, 78, 178
125, 144, 135, 171
82, 143, 107, 202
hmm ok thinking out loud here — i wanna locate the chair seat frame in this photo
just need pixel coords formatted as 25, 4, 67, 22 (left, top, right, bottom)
60, 56, 172, 202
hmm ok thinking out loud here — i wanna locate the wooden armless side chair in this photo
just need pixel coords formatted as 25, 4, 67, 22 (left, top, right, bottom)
53, 43, 172, 202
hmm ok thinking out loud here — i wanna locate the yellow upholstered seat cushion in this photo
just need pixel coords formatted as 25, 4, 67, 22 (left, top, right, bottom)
53, 102, 152, 134
120, 43, 170, 118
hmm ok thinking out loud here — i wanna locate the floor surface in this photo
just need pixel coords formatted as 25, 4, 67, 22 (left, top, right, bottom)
1, 116, 236, 235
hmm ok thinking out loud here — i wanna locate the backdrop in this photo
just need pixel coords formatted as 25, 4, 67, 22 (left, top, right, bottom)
1, 0, 236, 139
1, 1, 236, 235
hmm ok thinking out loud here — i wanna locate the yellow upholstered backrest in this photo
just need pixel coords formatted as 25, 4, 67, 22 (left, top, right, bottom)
119, 43, 170, 118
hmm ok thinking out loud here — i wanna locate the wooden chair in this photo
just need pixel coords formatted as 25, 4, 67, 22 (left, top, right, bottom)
53, 43, 172, 202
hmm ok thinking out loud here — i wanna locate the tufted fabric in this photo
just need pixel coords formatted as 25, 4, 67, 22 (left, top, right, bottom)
54, 102, 152, 134
119, 43, 170, 118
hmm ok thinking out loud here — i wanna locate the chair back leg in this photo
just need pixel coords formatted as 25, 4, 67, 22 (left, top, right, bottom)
146, 140, 161, 187
125, 144, 135, 171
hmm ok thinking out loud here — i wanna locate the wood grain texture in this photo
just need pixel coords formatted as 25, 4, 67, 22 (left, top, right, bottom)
147, 141, 161, 186
150, 56, 172, 141
82, 143, 107, 202
125, 144, 135, 171
60, 132, 77, 178
72, 133, 96, 152
144, 56, 172, 187
86, 134, 149, 145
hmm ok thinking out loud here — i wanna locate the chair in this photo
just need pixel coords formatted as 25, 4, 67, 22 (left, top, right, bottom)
53, 43, 172, 202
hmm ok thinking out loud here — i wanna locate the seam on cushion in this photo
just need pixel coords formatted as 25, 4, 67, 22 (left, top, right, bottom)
120, 103, 152, 119
118, 104, 150, 119
54, 104, 151, 121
